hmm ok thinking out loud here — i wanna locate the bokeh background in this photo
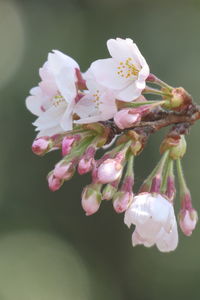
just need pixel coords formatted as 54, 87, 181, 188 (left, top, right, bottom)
0, 0, 200, 299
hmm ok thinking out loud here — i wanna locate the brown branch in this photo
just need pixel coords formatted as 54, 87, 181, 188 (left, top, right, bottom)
102, 104, 200, 144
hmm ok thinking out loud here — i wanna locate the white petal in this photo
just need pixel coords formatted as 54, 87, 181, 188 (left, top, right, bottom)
55, 67, 77, 103
74, 94, 98, 119
33, 102, 67, 130
26, 87, 49, 116
132, 230, 154, 248
48, 50, 79, 77
156, 222, 178, 252
90, 58, 128, 90
36, 125, 64, 138
117, 82, 142, 101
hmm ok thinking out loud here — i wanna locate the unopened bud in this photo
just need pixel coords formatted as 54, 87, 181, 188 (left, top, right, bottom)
81, 184, 102, 216
62, 136, 75, 156
163, 87, 192, 110
160, 135, 186, 160
113, 191, 133, 213
102, 183, 117, 200
97, 159, 123, 184
179, 208, 198, 236
32, 137, 52, 156
53, 161, 75, 181
169, 135, 186, 160
78, 147, 95, 175
114, 109, 141, 129
47, 173, 63, 192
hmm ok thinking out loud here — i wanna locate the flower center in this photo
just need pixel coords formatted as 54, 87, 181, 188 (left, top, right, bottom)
53, 93, 66, 107
117, 57, 139, 79
92, 90, 103, 109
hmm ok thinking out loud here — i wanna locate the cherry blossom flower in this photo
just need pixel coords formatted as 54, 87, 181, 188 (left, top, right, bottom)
26, 50, 79, 137
88, 38, 150, 102
74, 72, 117, 124
124, 193, 178, 252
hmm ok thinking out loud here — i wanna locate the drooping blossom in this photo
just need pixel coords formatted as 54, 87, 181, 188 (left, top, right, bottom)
88, 38, 150, 102
124, 193, 178, 252
26, 50, 80, 137
74, 71, 117, 124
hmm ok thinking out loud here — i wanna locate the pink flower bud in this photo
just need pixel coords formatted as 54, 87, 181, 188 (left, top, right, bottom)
78, 147, 96, 175
114, 109, 141, 129
47, 173, 63, 192
32, 137, 51, 156
179, 208, 198, 236
97, 159, 123, 184
81, 184, 102, 216
62, 136, 75, 156
78, 157, 94, 175
53, 161, 74, 181
113, 191, 133, 213
102, 182, 118, 200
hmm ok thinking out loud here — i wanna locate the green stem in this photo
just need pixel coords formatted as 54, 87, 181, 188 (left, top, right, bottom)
140, 151, 169, 192
122, 100, 166, 108
146, 150, 169, 181
143, 87, 171, 97
64, 135, 95, 162
176, 158, 188, 194
151, 76, 173, 91
160, 158, 173, 193
125, 154, 134, 177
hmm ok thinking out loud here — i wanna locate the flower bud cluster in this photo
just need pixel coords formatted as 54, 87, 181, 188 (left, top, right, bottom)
26, 37, 198, 254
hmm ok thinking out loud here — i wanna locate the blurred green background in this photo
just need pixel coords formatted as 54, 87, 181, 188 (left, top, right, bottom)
1, 0, 200, 299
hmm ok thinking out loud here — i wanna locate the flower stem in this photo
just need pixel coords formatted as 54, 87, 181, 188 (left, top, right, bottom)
147, 75, 173, 91
143, 87, 171, 97
176, 158, 188, 195
139, 150, 169, 192
160, 158, 173, 193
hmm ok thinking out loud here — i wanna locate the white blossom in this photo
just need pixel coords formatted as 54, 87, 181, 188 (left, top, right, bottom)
124, 193, 178, 252
88, 38, 150, 102
26, 50, 79, 137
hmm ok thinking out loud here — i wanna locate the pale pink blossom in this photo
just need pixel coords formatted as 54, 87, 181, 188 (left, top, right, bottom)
179, 208, 198, 236
97, 158, 123, 184
89, 38, 150, 102
26, 50, 79, 137
124, 193, 178, 252
74, 71, 117, 124
114, 109, 140, 129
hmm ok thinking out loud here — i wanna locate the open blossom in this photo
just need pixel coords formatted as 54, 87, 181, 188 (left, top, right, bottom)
124, 193, 178, 252
26, 50, 80, 137
89, 38, 150, 102
74, 71, 117, 124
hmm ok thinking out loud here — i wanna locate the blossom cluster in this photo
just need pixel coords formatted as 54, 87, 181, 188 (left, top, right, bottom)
26, 38, 198, 253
